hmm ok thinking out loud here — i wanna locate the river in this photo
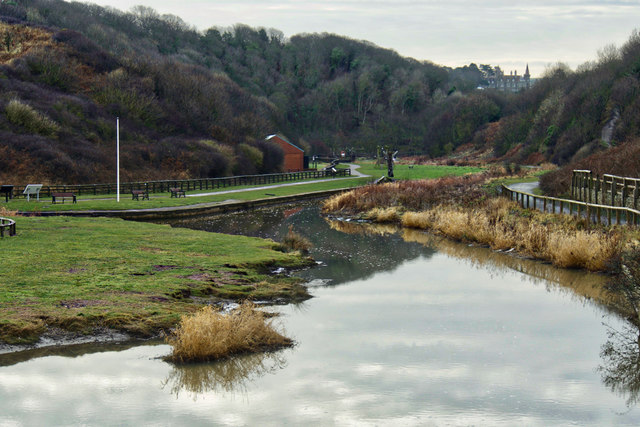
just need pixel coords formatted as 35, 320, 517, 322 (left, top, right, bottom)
1, 201, 639, 426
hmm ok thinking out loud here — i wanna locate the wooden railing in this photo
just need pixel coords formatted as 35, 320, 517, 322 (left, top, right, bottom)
572, 170, 640, 208
0, 217, 16, 237
6, 169, 351, 198
501, 184, 640, 227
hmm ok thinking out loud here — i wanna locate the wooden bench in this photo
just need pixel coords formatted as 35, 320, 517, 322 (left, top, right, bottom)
169, 187, 185, 198
131, 189, 149, 200
52, 192, 76, 204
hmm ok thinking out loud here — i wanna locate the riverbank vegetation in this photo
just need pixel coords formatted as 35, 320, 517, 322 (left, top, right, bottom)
322, 173, 637, 273
166, 302, 292, 363
0, 216, 312, 345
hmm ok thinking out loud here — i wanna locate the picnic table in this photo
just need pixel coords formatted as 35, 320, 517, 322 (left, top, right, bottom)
0, 185, 13, 202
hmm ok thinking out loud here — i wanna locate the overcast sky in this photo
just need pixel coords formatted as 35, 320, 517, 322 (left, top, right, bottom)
79, 0, 640, 77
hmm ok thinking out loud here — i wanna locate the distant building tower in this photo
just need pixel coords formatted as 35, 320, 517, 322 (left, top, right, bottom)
486, 65, 531, 92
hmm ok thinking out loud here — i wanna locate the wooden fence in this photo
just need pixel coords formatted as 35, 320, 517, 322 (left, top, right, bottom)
501, 184, 640, 227
0, 217, 16, 237
572, 170, 640, 209
5, 169, 351, 198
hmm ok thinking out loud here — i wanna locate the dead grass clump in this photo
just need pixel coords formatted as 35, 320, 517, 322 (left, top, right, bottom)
367, 207, 401, 222
279, 225, 312, 254
521, 224, 549, 257
432, 208, 469, 240
401, 211, 434, 229
0, 206, 18, 216
166, 302, 293, 364
546, 230, 623, 271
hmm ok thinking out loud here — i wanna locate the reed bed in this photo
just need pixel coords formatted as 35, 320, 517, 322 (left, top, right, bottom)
325, 177, 629, 272
322, 173, 490, 214
166, 302, 292, 364
399, 199, 623, 271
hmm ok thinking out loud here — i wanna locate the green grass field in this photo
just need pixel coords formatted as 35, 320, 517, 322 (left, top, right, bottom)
0, 216, 312, 344
354, 161, 484, 180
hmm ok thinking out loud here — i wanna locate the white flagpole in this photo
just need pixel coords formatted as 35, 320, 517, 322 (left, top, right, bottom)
116, 117, 120, 202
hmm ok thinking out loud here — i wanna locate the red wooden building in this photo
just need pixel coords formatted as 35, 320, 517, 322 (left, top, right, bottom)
265, 134, 304, 172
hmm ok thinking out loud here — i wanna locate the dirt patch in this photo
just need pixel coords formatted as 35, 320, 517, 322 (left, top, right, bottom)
153, 265, 179, 271
59, 299, 106, 308
186, 273, 213, 281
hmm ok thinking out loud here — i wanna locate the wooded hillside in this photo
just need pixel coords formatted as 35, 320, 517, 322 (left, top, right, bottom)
0, 0, 639, 184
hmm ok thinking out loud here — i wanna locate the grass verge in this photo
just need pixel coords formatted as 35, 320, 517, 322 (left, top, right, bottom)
4, 177, 370, 213
0, 216, 313, 345
165, 302, 292, 363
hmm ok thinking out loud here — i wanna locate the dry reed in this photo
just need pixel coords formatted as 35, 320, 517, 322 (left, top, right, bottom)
0, 207, 18, 216
366, 207, 401, 222
166, 302, 293, 364
324, 173, 630, 272
356, 187, 624, 271
279, 225, 312, 253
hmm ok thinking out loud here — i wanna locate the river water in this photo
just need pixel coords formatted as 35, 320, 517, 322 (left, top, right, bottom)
1, 202, 639, 426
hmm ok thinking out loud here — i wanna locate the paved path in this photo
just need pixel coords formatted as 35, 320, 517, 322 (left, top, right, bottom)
187, 164, 369, 197
507, 181, 539, 194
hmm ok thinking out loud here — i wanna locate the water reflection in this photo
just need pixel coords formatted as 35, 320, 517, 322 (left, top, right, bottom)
0, 339, 159, 367
3, 203, 639, 424
167, 203, 435, 286
599, 323, 640, 407
162, 350, 288, 400
328, 219, 612, 309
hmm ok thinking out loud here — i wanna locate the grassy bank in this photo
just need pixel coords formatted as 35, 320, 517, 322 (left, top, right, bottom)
322, 173, 638, 273
3, 177, 370, 213
0, 216, 313, 345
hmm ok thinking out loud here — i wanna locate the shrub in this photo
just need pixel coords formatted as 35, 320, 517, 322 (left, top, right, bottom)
166, 302, 293, 364
279, 225, 312, 254
5, 98, 60, 137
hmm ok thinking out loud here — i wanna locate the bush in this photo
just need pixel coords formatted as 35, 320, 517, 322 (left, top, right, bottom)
5, 98, 60, 136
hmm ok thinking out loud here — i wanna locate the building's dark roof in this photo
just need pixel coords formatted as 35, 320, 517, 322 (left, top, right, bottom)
265, 134, 304, 152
